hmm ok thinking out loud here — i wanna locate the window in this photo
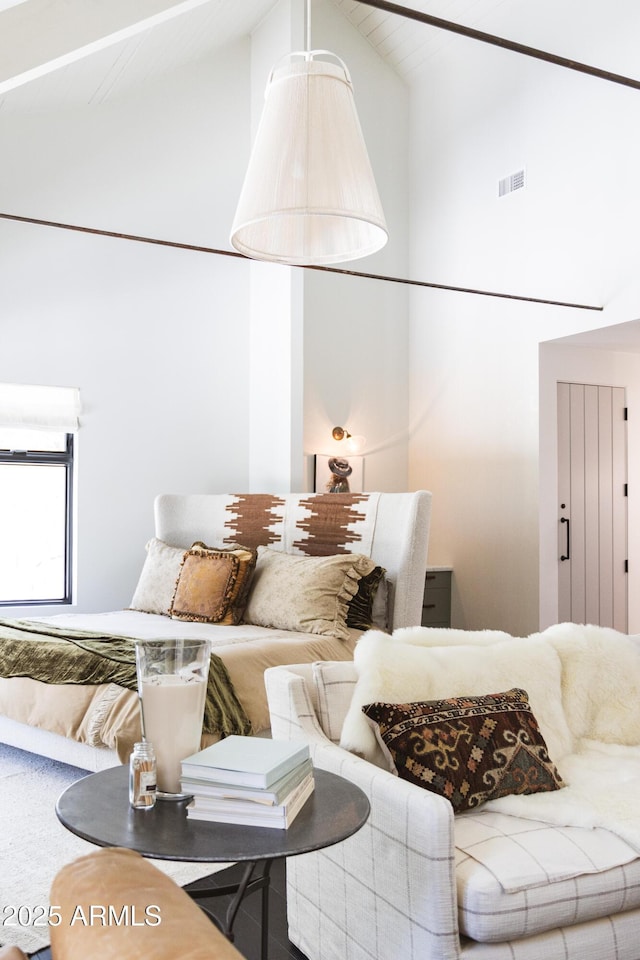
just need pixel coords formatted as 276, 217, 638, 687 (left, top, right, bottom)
0, 384, 79, 606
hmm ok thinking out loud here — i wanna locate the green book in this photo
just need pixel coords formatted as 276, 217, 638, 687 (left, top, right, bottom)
180, 735, 310, 789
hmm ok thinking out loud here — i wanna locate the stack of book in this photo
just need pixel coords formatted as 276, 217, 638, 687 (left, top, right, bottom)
180, 735, 314, 829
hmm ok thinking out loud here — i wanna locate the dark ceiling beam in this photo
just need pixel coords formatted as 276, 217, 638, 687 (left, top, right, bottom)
0, 211, 602, 311
359, 0, 640, 91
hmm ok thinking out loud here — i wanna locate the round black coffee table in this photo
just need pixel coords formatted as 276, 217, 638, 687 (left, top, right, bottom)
56, 765, 369, 959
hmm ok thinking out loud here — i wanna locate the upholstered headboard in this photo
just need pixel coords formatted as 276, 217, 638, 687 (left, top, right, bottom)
154, 491, 432, 631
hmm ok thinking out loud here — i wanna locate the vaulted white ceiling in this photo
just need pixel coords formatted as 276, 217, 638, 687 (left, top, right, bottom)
0, 0, 637, 112
0, 0, 278, 109
336, 0, 640, 83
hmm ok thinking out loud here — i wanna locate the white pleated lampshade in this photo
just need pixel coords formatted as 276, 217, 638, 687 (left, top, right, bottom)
230, 52, 388, 266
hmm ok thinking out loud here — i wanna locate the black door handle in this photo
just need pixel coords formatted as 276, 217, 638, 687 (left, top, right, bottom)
560, 517, 570, 561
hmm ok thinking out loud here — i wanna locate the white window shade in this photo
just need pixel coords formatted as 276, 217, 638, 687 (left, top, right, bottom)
0, 383, 81, 433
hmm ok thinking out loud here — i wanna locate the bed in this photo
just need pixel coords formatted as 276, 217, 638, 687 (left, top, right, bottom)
0, 490, 431, 770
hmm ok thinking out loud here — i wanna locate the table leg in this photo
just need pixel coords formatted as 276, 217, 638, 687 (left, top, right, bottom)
189, 857, 274, 960
260, 859, 272, 960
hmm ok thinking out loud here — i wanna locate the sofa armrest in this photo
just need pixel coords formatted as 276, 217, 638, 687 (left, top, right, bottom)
264, 664, 328, 743
296, 739, 461, 960
264, 665, 462, 960
49, 847, 243, 960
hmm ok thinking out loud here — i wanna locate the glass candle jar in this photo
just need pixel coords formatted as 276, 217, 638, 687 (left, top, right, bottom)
129, 741, 157, 809
135, 638, 211, 796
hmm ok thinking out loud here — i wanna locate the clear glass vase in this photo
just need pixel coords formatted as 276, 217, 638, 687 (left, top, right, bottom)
135, 638, 211, 797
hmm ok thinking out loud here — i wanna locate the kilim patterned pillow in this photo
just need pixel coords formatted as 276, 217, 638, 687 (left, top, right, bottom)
362, 688, 564, 812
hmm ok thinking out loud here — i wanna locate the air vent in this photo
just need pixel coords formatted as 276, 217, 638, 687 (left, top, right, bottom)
498, 169, 525, 197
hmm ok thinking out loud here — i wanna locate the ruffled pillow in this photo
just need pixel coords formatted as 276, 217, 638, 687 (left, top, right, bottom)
243, 546, 377, 641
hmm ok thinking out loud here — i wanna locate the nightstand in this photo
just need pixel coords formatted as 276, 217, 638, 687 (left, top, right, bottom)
422, 567, 452, 627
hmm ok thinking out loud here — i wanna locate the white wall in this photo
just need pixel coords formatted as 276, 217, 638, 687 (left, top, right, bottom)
0, 3, 413, 616
302, 0, 412, 494
239, 0, 412, 495
407, 2, 640, 635
0, 41, 253, 615
248, 261, 305, 492
19, 1, 639, 630
246, 0, 305, 494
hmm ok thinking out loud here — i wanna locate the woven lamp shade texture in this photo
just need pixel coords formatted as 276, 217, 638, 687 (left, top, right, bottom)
230, 56, 388, 265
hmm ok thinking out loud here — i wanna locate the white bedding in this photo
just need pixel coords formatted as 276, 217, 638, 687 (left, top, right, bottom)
29, 610, 320, 644
0, 611, 358, 763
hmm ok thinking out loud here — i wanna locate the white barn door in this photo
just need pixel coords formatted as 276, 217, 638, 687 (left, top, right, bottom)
557, 383, 628, 630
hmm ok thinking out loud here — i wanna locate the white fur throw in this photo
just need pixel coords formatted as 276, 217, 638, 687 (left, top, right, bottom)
486, 623, 640, 851
486, 740, 640, 851
540, 621, 640, 744
340, 629, 574, 768
392, 625, 513, 647
340, 623, 640, 852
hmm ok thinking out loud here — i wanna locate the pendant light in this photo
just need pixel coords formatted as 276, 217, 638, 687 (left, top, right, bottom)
229, 1, 388, 266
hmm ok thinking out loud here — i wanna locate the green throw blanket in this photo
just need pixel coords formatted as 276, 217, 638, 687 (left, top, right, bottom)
0, 618, 252, 738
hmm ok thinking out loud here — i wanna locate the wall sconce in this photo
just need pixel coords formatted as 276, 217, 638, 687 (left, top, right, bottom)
332, 426, 366, 454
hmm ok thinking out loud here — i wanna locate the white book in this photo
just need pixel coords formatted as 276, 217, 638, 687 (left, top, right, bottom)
180, 735, 310, 789
188, 772, 315, 818
181, 758, 313, 806
187, 774, 315, 829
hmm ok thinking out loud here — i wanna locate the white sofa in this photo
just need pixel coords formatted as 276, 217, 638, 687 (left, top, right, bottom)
265, 623, 640, 960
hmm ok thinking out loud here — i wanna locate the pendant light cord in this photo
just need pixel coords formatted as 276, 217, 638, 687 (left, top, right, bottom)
305, 0, 311, 57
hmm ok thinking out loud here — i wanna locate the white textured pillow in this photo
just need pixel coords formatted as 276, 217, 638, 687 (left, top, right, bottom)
339, 630, 574, 770
129, 538, 186, 616
243, 546, 377, 641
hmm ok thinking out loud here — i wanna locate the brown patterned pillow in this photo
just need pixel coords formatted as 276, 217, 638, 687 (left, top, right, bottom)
170, 542, 257, 625
362, 688, 564, 812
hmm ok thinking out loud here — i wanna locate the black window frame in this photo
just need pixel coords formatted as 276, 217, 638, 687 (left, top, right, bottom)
0, 433, 74, 606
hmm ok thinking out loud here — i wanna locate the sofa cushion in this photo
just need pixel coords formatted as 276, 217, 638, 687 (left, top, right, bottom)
340, 631, 574, 769
456, 808, 639, 892
455, 810, 640, 941
362, 688, 563, 812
